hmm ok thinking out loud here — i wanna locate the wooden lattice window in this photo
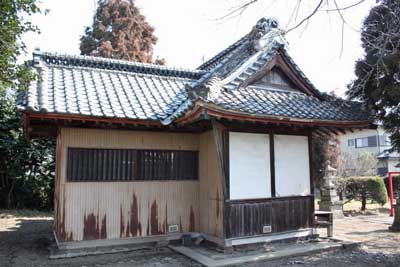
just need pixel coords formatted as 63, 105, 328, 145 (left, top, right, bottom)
66, 148, 198, 182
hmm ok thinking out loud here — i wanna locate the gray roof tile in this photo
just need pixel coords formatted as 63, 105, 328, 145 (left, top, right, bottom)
20, 52, 202, 121
211, 87, 371, 122
18, 19, 372, 126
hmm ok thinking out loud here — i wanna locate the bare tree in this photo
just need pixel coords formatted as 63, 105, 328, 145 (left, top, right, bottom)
219, 0, 368, 32
337, 151, 378, 177
219, 0, 371, 55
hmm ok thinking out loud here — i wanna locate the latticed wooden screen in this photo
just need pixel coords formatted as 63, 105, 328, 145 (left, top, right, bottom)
66, 148, 198, 182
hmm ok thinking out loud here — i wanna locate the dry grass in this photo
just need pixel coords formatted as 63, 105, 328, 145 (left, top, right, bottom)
315, 199, 391, 213
343, 200, 390, 211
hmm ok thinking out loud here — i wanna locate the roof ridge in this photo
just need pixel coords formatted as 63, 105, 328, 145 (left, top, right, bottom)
197, 34, 249, 71
33, 51, 206, 79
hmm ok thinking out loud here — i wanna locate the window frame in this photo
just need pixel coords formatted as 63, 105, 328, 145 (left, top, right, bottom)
348, 139, 355, 147
355, 137, 368, 148
66, 147, 199, 182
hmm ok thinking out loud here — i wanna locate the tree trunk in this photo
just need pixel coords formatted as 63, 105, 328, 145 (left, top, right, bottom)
361, 193, 367, 211
6, 178, 15, 209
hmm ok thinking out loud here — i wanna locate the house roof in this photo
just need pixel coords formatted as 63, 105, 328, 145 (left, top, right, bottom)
19, 52, 204, 121
378, 150, 400, 160
18, 18, 373, 128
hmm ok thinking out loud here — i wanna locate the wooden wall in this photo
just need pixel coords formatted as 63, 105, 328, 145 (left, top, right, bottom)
198, 131, 224, 238
55, 128, 200, 241
54, 127, 313, 244
226, 196, 314, 238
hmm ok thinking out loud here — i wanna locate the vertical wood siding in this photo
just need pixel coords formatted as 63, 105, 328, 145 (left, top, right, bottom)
56, 128, 200, 241
199, 131, 224, 238
226, 196, 314, 238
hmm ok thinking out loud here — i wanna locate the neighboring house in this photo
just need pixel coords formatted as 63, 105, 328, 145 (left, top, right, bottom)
377, 150, 400, 176
338, 127, 390, 157
339, 127, 393, 176
17, 18, 372, 248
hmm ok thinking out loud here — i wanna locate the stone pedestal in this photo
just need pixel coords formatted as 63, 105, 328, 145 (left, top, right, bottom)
389, 199, 400, 232
318, 164, 344, 219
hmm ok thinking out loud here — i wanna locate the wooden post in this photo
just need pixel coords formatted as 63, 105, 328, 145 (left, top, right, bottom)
270, 134, 276, 197
211, 119, 230, 241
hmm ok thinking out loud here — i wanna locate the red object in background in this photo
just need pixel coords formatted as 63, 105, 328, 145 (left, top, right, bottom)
388, 172, 400, 217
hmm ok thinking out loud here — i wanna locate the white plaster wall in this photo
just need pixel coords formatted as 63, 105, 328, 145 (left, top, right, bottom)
229, 132, 271, 200
338, 128, 389, 156
274, 135, 310, 196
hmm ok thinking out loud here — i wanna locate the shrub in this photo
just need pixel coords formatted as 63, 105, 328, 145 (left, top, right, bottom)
339, 176, 388, 210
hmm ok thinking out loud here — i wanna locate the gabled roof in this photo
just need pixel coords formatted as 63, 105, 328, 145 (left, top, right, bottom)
197, 20, 320, 97
19, 18, 373, 129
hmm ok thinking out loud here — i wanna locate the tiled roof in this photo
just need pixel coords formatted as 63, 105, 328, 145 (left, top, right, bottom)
19, 52, 204, 120
213, 87, 371, 122
197, 35, 249, 71
378, 150, 400, 159
197, 28, 320, 96
19, 18, 373, 127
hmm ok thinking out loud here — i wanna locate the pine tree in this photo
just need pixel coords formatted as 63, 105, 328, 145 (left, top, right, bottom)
347, 0, 400, 151
80, 0, 165, 64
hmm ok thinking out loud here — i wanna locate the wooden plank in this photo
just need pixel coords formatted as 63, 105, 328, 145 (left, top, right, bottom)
226, 196, 312, 238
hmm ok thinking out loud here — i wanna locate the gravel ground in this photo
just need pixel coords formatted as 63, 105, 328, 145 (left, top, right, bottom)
0, 210, 399, 267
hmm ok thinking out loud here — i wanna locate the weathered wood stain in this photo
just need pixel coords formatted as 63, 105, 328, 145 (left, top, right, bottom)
150, 200, 163, 235
120, 205, 124, 238
189, 206, 195, 232
83, 213, 99, 240
56, 128, 203, 241
100, 215, 107, 239
83, 212, 107, 240
130, 193, 141, 237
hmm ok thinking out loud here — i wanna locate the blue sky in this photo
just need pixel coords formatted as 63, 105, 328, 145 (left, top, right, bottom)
21, 0, 376, 96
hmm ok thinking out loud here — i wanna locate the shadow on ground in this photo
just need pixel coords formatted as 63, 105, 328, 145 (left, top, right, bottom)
0, 210, 400, 267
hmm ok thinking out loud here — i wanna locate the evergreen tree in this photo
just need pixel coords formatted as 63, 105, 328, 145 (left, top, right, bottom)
347, 1, 400, 151
0, 0, 42, 95
0, 0, 55, 210
80, 0, 164, 64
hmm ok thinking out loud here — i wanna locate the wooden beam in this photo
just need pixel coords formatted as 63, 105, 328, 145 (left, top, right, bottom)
308, 131, 315, 228
334, 127, 346, 135
327, 127, 339, 135
27, 112, 162, 127
308, 132, 314, 196
270, 134, 276, 197
318, 127, 334, 137
312, 130, 326, 138
212, 120, 229, 199
211, 119, 230, 239
185, 105, 372, 129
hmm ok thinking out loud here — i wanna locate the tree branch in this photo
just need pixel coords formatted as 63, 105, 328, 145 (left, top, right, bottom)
286, 0, 324, 33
